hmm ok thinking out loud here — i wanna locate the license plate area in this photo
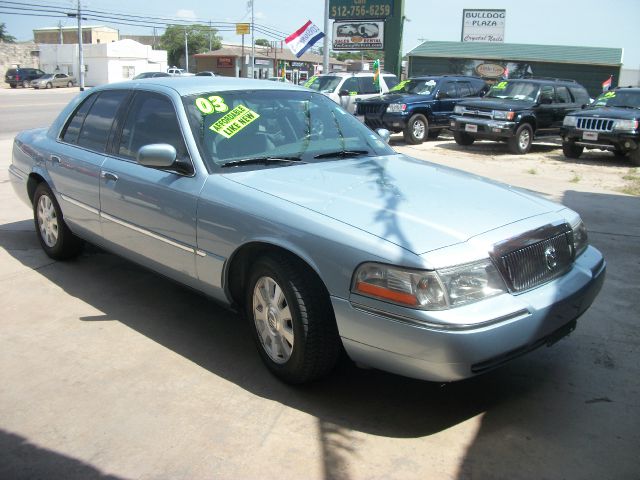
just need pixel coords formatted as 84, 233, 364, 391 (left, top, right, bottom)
583, 131, 598, 141
465, 123, 478, 133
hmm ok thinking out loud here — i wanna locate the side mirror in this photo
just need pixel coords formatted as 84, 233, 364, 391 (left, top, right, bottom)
137, 144, 177, 168
540, 96, 553, 105
338, 89, 351, 97
436, 91, 448, 99
375, 128, 391, 144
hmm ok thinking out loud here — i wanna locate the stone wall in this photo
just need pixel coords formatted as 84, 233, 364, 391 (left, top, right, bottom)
0, 42, 40, 76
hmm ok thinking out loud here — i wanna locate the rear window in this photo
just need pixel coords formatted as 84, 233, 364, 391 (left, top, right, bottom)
569, 86, 590, 104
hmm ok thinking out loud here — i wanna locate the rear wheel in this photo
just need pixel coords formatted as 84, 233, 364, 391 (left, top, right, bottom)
33, 183, 84, 260
246, 254, 341, 384
562, 140, 584, 159
46, 82, 53, 89
453, 131, 475, 146
22, 80, 30, 88
508, 124, 533, 154
403, 114, 428, 144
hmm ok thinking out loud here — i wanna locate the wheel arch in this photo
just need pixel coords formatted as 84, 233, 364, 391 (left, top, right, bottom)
27, 172, 47, 205
517, 115, 537, 132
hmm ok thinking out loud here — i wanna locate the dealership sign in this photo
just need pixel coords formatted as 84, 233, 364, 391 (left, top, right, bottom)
333, 20, 384, 50
461, 9, 505, 43
329, 0, 393, 19
476, 63, 505, 77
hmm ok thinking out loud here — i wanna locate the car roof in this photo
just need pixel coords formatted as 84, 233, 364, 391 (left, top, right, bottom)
317, 71, 396, 77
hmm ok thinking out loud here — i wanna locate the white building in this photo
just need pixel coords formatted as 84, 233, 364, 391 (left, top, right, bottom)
38, 39, 167, 86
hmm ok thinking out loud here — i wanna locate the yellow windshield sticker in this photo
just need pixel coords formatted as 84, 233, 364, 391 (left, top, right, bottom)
196, 95, 229, 115
304, 76, 317, 87
493, 81, 508, 90
210, 104, 260, 139
349, 91, 357, 96
602, 91, 616, 99
390, 80, 409, 92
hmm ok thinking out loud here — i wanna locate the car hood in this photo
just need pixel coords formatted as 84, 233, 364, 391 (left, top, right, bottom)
458, 97, 537, 111
567, 106, 639, 120
359, 93, 433, 104
222, 154, 558, 255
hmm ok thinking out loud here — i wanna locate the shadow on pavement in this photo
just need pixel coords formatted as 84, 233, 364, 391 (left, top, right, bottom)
434, 140, 560, 156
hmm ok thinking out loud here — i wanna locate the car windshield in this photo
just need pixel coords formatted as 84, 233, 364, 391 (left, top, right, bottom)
593, 90, 640, 109
305, 76, 342, 93
183, 89, 393, 170
485, 81, 540, 101
389, 78, 438, 95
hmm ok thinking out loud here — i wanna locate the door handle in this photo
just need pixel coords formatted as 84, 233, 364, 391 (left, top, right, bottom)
100, 171, 119, 182
50, 155, 61, 164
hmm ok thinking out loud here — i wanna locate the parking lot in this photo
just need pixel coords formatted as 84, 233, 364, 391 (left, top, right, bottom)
0, 87, 638, 480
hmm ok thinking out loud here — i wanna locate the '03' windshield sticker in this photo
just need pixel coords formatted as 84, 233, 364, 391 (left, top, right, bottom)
210, 104, 260, 139
196, 96, 229, 115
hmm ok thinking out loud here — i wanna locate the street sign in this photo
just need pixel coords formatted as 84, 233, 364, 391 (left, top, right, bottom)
329, 0, 393, 20
236, 23, 250, 35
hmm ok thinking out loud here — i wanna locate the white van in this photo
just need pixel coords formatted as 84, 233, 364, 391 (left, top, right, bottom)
305, 72, 399, 114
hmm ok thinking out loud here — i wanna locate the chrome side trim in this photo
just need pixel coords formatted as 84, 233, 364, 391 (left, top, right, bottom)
351, 302, 531, 331
9, 167, 27, 181
195, 250, 207, 257
60, 194, 100, 215
100, 212, 194, 254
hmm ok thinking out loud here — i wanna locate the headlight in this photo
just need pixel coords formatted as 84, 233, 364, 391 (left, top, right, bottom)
563, 116, 578, 127
386, 103, 407, 113
571, 219, 588, 257
351, 260, 506, 310
613, 119, 639, 131
492, 110, 515, 120
453, 105, 464, 114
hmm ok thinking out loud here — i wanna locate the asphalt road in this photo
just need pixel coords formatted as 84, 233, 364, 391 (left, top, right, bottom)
0, 87, 639, 480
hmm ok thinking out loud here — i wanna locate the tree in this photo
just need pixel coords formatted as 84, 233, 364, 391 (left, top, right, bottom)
0, 23, 17, 43
255, 38, 270, 47
160, 24, 221, 67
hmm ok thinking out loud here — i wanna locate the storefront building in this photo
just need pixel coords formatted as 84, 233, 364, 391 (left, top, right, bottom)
406, 41, 625, 97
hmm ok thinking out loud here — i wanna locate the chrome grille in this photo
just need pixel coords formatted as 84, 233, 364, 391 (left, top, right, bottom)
496, 230, 574, 293
576, 117, 615, 132
460, 107, 493, 119
358, 103, 387, 115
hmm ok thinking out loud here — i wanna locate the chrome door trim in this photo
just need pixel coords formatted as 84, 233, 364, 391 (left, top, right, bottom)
60, 193, 100, 215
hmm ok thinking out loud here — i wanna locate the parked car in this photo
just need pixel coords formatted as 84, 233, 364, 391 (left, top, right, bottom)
167, 67, 185, 75
9, 77, 605, 384
31, 73, 76, 89
305, 71, 399, 114
266, 76, 291, 83
561, 87, 640, 165
195, 71, 216, 77
356, 75, 488, 144
132, 72, 171, 79
5, 67, 46, 88
450, 78, 590, 154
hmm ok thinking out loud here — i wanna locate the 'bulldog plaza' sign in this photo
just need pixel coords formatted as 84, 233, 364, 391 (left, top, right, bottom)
461, 9, 505, 43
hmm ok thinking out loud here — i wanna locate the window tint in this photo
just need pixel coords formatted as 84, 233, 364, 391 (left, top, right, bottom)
341, 77, 359, 94
556, 86, 572, 104
540, 85, 555, 102
358, 76, 379, 94
118, 92, 187, 161
569, 86, 590, 104
61, 94, 98, 144
457, 81, 474, 97
77, 90, 128, 152
384, 75, 399, 89
441, 82, 458, 98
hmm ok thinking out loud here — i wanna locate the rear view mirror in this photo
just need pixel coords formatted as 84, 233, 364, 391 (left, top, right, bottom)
137, 144, 177, 168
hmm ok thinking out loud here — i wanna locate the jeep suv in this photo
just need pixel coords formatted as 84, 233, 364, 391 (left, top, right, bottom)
450, 78, 590, 154
356, 75, 488, 144
305, 71, 399, 114
561, 87, 640, 165
5, 68, 46, 88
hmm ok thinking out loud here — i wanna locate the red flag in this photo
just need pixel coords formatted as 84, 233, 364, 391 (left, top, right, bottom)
602, 75, 612, 92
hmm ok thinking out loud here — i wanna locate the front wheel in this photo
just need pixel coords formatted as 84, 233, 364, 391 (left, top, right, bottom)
562, 140, 584, 159
508, 124, 533, 154
33, 183, 84, 260
46, 82, 53, 89
403, 114, 428, 144
453, 131, 475, 146
246, 254, 341, 384
67, 81, 73, 87
22, 80, 30, 88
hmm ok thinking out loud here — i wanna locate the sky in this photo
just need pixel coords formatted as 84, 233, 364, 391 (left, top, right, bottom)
3, 0, 639, 67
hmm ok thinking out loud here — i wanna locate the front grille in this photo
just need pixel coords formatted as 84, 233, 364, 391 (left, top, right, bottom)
460, 107, 493, 119
496, 230, 573, 292
576, 117, 615, 132
358, 103, 387, 115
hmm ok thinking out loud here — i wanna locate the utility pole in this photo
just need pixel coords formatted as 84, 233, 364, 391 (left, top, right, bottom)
58, 21, 63, 44
77, 0, 84, 91
208, 20, 212, 51
322, 0, 329, 74
250, 0, 255, 79
184, 27, 189, 72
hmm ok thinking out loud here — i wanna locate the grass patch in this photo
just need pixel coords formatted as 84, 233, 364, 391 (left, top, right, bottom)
619, 168, 640, 196
570, 173, 581, 183
527, 168, 537, 175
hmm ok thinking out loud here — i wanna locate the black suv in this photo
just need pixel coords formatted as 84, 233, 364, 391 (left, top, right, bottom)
356, 75, 488, 144
450, 78, 590, 154
561, 87, 640, 165
5, 68, 46, 88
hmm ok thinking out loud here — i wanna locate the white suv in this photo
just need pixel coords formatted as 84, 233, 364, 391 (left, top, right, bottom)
306, 72, 399, 114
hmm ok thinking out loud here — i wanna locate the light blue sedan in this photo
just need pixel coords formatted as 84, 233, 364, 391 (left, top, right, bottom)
9, 77, 605, 384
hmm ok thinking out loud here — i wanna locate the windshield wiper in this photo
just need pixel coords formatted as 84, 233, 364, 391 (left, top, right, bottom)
313, 150, 368, 159
607, 104, 639, 109
221, 156, 304, 168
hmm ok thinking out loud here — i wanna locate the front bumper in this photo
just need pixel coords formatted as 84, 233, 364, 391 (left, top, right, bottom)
361, 112, 409, 132
450, 115, 517, 139
332, 245, 605, 382
561, 127, 638, 152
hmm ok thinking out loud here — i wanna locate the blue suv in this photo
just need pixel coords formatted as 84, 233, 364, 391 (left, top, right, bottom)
356, 75, 488, 144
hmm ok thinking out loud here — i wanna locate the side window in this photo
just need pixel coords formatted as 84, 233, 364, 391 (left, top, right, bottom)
358, 76, 378, 94
440, 82, 458, 98
341, 77, 359, 94
77, 90, 128, 152
457, 81, 474, 97
540, 85, 555, 103
117, 92, 188, 161
569, 86, 590, 104
61, 94, 98, 144
384, 75, 399, 89
556, 86, 572, 104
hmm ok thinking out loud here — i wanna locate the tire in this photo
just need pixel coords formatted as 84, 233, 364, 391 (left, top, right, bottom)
10, 83, 17, 89
46, 82, 53, 89
427, 129, 440, 140
630, 148, 640, 166
33, 183, 84, 260
67, 81, 73, 87
613, 147, 627, 158
562, 140, 584, 159
403, 114, 428, 144
22, 80, 30, 88
453, 131, 475, 146
508, 124, 533, 154
246, 254, 341, 384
